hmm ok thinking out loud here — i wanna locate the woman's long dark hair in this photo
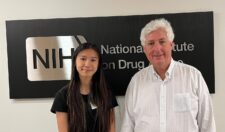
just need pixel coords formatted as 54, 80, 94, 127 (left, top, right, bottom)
67, 42, 112, 132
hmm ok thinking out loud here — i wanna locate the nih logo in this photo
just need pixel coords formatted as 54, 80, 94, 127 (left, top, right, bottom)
26, 35, 87, 81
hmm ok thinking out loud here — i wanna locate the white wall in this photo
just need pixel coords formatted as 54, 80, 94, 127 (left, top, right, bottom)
0, 0, 224, 131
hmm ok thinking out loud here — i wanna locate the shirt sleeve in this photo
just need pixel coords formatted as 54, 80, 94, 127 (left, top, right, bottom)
120, 77, 135, 132
50, 87, 68, 113
196, 72, 216, 132
111, 92, 118, 108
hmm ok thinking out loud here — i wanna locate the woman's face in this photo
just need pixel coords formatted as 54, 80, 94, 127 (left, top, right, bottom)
75, 49, 99, 79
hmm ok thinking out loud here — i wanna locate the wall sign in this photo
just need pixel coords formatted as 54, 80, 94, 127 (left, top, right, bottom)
6, 11, 214, 98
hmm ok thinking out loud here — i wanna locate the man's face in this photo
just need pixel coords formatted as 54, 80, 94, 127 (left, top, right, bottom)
143, 29, 173, 69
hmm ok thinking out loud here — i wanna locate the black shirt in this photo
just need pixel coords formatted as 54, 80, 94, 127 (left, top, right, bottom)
51, 86, 118, 132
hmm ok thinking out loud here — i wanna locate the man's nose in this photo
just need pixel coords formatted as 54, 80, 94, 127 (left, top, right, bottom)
152, 42, 162, 50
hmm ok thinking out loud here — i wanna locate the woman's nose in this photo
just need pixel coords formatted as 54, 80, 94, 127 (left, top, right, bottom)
84, 60, 91, 66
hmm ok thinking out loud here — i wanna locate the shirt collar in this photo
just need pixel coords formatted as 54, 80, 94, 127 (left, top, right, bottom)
166, 59, 175, 79
152, 58, 175, 80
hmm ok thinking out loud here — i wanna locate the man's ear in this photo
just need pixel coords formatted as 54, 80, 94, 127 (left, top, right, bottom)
171, 42, 174, 48
143, 45, 147, 54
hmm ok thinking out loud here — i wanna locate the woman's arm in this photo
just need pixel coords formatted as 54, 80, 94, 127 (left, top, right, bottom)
56, 112, 69, 132
109, 108, 116, 132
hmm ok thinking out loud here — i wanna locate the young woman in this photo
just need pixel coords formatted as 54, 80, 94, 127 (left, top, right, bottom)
51, 42, 118, 132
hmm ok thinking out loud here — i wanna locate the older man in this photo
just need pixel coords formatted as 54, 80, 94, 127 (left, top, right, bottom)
120, 18, 216, 132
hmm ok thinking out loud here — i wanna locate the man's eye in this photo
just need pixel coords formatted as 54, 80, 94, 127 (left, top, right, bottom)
147, 42, 154, 46
159, 40, 166, 45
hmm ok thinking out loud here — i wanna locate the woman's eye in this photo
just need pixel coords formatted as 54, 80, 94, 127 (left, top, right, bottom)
80, 57, 86, 61
91, 58, 97, 62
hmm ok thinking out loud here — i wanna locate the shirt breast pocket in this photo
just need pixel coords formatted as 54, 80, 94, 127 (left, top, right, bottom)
134, 116, 152, 132
174, 93, 191, 112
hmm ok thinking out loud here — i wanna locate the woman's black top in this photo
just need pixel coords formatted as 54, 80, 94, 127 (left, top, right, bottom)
51, 86, 118, 132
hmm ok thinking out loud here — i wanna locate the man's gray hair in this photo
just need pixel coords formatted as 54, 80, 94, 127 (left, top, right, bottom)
140, 18, 175, 46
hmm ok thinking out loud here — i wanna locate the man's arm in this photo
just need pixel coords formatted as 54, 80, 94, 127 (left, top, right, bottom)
120, 80, 135, 132
197, 73, 216, 132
